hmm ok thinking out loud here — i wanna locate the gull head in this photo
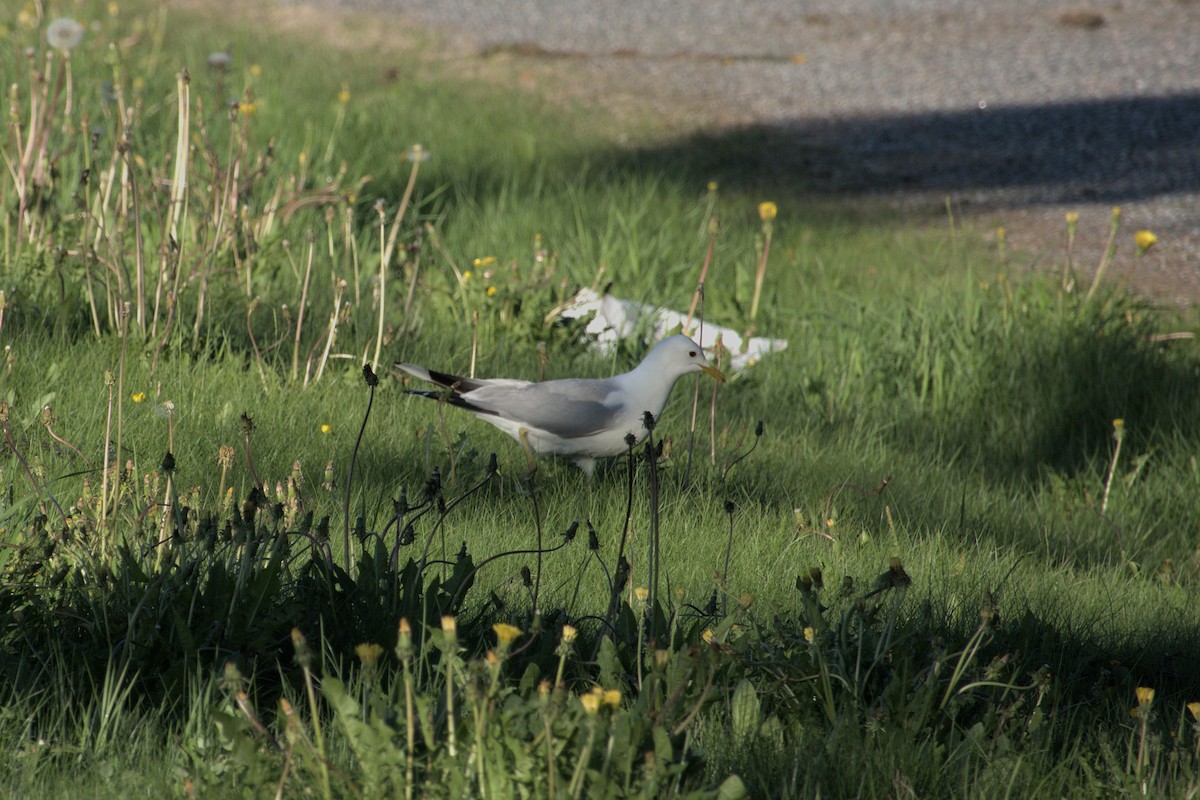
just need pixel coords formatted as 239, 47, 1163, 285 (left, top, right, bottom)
646, 334, 726, 382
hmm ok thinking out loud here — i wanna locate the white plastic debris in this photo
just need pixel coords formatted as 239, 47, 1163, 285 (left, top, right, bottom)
559, 287, 787, 372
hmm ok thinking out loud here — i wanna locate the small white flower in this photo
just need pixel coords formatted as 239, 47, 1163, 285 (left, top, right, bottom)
46, 18, 85, 52
207, 51, 232, 71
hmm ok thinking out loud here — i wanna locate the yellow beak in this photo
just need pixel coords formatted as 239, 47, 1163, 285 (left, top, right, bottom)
702, 364, 727, 382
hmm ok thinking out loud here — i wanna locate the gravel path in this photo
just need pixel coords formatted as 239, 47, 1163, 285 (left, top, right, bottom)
300, 0, 1200, 303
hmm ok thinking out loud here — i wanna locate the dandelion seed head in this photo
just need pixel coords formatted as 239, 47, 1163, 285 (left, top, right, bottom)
46, 17, 85, 52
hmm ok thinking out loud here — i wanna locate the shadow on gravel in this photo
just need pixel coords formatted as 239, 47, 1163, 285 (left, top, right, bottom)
619, 92, 1200, 207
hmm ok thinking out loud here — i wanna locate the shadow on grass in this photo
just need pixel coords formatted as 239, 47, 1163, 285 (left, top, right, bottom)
604, 92, 1200, 209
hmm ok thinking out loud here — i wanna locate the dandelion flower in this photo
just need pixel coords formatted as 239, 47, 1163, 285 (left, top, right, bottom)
320, 423, 332, 434
486, 286, 497, 297
338, 83, 351, 104
131, 392, 146, 403
634, 587, 649, 603
602, 689, 621, 708
758, 201, 777, 222
1187, 701, 1200, 721
1134, 230, 1158, 252
580, 693, 600, 715
355, 642, 384, 664
1065, 211, 1079, 225
803, 626, 815, 643
561, 624, 578, 644
46, 18, 85, 52
492, 622, 522, 648
1136, 686, 1155, 706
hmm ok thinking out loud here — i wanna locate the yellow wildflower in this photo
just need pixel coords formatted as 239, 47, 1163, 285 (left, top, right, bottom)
580, 693, 600, 715
561, 624, 578, 644
355, 643, 384, 664
338, 84, 351, 104
701, 629, 715, 644
441, 615, 456, 634
602, 689, 621, 708
320, 423, 332, 434
634, 587, 649, 603
1187, 701, 1200, 721
486, 286, 497, 297
1134, 230, 1158, 251
131, 392, 146, 403
492, 622, 522, 648
250, 64, 262, 77
758, 201, 778, 222
1136, 686, 1155, 706
803, 626, 815, 643
240, 102, 257, 116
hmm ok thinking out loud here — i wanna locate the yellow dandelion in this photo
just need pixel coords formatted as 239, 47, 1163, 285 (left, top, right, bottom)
320, 423, 332, 434
803, 626, 815, 643
561, 624, 578, 644
132, 76, 145, 91
239, 102, 257, 116
1134, 230, 1158, 251
250, 64, 262, 77
486, 286, 497, 297
108, 2, 120, 16
338, 84, 351, 104
1136, 686, 1155, 706
441, 615, 457, 634
1065, 211, 1079, 225
492, 622, 522, 647
355, 642, 384, 664
634, 587, 649, 603
707, 181, 718, 192
580, 693, 601, 715
602, 689, 621, 708
462, 270, 473, 282
758, 201, 778, 222
131, 392, 146, 403
701, 629, 715, 644
1187, 701, 1200, 721
298, 152, 308, 166
1113, 418, 1124, 430
485, 650, 500, 667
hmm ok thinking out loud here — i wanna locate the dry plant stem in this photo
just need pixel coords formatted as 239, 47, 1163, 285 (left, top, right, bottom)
1085, 209, 1121, 304
246, 299, 270, 390
100, 376, 115, 547
112, 304, 130, 527
749, 225, 773, 322
684, 227, 717, 332
374, 152, 423, 368
1101, 427, 1124, 518
291, 238, 314, 381
43, 418, 94, 470
161, 71, 191, 335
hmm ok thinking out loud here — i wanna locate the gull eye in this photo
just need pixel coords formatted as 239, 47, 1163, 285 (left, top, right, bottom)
689, 351, 697, 357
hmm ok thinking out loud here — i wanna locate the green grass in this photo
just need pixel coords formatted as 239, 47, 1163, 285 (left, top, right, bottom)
3, 1, 1200, 797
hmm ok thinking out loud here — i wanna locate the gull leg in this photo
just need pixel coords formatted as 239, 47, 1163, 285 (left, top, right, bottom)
518, 427, 539, 477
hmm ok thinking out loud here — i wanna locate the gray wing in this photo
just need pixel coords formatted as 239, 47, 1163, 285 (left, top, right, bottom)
466, 378, 622, 439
